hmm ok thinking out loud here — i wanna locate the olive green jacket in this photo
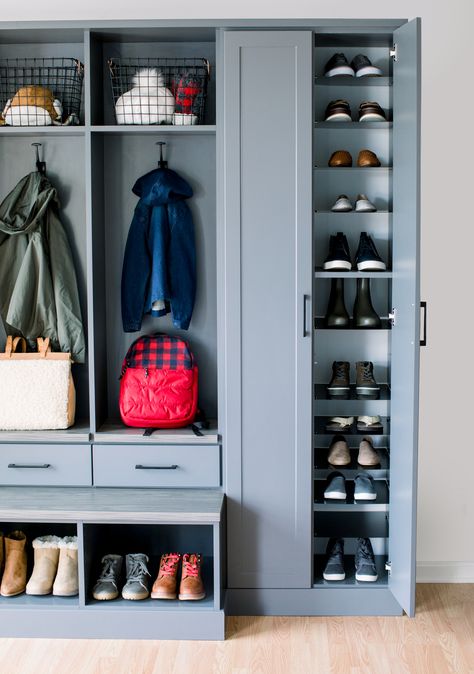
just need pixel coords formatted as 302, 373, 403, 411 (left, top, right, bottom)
0, 171, 85, 362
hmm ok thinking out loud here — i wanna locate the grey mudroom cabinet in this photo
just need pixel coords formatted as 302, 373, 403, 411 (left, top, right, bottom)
0, 16, 420, 640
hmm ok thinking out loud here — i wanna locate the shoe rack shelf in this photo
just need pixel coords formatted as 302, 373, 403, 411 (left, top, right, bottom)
314, 479, 389, 511
313, 555, 388, 586
314, 76, 392, 86
314, 446, 390, 479
0, 487, 225, 640
314, 317, 392, 330
314, 270, 393, 278
313, 167, 392, 172
314, 384, 390, 417
315, 122, 393, 128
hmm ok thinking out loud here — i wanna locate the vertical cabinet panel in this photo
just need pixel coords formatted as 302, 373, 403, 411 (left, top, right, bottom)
222, 31, 313, 588
389, 18, 421, 616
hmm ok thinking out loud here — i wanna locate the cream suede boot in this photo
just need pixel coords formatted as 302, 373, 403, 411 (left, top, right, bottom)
0, 531, 27, 597
26, 536, 61, 595
52, 536, 78, 597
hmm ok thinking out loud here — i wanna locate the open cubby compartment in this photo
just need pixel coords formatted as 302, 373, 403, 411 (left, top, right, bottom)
313, 125, 392, 169
0, 28, 86, 126
314, 276, 392, 328
89, 130, 217, 442
313, 510, 389, 539
83, 522, 216, 610
0, 134, 90, 441
314, 477, 389, 508
314, 32, 393, 79
313, 537, 389, 587
87, 27, 216, 127
0, 521, 78, 607
313, 162, 392, 216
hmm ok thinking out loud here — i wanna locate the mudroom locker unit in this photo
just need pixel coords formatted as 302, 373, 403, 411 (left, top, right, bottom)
0, 17, 420, 640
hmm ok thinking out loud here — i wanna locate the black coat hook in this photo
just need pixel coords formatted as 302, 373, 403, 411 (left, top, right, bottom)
156, 141, 168, 169
32, 143, 46, 175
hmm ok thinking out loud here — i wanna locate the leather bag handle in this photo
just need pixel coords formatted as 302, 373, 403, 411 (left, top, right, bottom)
5, 336, 27, 357
36, 337, 51, 358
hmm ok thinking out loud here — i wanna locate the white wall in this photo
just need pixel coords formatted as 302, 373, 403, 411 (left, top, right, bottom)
4, 0, 474, 579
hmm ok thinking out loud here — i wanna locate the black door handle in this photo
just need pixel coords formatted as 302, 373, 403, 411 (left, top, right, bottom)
8, 463, 51, 469
135, 464, 179, 470
420, 301, 427, 346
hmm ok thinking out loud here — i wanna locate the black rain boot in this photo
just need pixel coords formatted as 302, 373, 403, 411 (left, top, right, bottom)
325, 278, 350, 328
353, 278, 381, 328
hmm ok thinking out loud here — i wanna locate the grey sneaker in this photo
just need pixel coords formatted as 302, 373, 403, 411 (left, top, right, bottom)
327, 436, 351, 466
92, 554, 123, 601
355, 538, 378, 582
358, 438, 380, 466
324, 472, 346, 500
327, 361, 350, 396
355, 361, 380, 396
323, 538, 345, 581
354, 473, 377, 501
122, 553, 151, 600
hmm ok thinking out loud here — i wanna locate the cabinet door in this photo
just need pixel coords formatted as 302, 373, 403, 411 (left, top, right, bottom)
221, 31, 313, 588
389, 18, 421, 616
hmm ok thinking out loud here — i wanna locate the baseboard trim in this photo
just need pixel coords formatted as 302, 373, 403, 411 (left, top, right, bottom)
417, 562, 474, 583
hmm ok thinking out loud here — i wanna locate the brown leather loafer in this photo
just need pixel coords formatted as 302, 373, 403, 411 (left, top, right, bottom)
357, 150, 381, 167
328, 150, 352, 167
325, 99, 352, 122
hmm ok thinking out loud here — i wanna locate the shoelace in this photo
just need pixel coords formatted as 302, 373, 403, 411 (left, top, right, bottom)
98, 557, 119, 589
357, 540, 376, 567
126, 556, 151, 590
334, 363, 347, 380
160, 554, 180, 576
182, 555, 201, 578
359, 363, 374, 383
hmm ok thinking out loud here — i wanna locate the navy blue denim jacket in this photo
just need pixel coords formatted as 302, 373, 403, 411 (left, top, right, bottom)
121, 167, 196, 332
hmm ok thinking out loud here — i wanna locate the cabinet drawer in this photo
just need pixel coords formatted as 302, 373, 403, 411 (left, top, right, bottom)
93, 444, 221, 488
0, 444, 92, 486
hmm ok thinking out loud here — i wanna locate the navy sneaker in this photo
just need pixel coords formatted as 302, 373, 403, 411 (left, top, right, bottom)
355, 538, 378, 582
323, 538, 346, 581
323, 232, 352, 271
354, 473, 377, 501
324, 471, 347, 500
324, 53, 355, 77
354, 232, 386, 271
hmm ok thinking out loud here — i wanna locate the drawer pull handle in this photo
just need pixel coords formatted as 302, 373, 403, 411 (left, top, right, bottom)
8, 463, 51, 469
135, 464, 178, 470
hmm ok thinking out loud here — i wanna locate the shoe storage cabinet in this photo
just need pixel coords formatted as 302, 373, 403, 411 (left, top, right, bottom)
0, 18, 420, 639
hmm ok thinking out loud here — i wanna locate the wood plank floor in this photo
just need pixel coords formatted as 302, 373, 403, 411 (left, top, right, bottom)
0, 585, 472, 674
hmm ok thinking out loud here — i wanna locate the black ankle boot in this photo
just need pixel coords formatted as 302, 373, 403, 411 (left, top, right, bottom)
353, 278, 381, 328
325, 278, 350, 328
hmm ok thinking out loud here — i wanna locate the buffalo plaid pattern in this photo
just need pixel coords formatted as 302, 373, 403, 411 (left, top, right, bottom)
123, 334, 194, 371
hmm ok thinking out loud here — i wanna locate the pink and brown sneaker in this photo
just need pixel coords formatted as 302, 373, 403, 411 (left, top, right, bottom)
151, 553, 181, 599
179, 553, 205, 601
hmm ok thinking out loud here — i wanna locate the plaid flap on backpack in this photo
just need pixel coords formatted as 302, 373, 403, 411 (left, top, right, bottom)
123, 334, 194, 371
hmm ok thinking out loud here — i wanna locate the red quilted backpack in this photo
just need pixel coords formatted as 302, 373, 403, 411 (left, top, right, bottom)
119, 334, 198, 428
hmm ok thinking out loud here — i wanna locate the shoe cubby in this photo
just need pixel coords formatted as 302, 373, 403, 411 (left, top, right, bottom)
313, 537, 389, 587
86, 28, 216, 128
0, 522, 78, 607
312, 30, 401, 594
0, 486, 224, 638
83, 522, 215, 609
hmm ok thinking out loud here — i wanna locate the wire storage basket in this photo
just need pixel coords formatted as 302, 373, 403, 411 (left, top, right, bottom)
0, 58, 84, 127
109, 57, 210, 125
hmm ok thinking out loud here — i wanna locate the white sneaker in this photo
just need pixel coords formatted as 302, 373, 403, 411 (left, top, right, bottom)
331, 195, 353, 212
355, 194, 377, 213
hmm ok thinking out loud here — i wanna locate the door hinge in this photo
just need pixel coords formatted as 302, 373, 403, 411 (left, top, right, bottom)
390, 44, 398, 62
385, 560, 392, 575
388, 308, 397, 327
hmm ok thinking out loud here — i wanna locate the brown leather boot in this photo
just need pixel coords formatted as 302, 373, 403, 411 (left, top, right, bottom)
1, 531, 27, 597
179, 553, 205, 601
151, 553, 181, 599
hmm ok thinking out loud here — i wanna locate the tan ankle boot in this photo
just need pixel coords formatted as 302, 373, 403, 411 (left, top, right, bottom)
178, 553, 205, 601
26, 536, 61, 595
1, 530, 27, 597
52, 537, 78, 596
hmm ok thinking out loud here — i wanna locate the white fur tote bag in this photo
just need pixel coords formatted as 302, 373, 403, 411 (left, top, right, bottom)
0, 336, 76, 430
